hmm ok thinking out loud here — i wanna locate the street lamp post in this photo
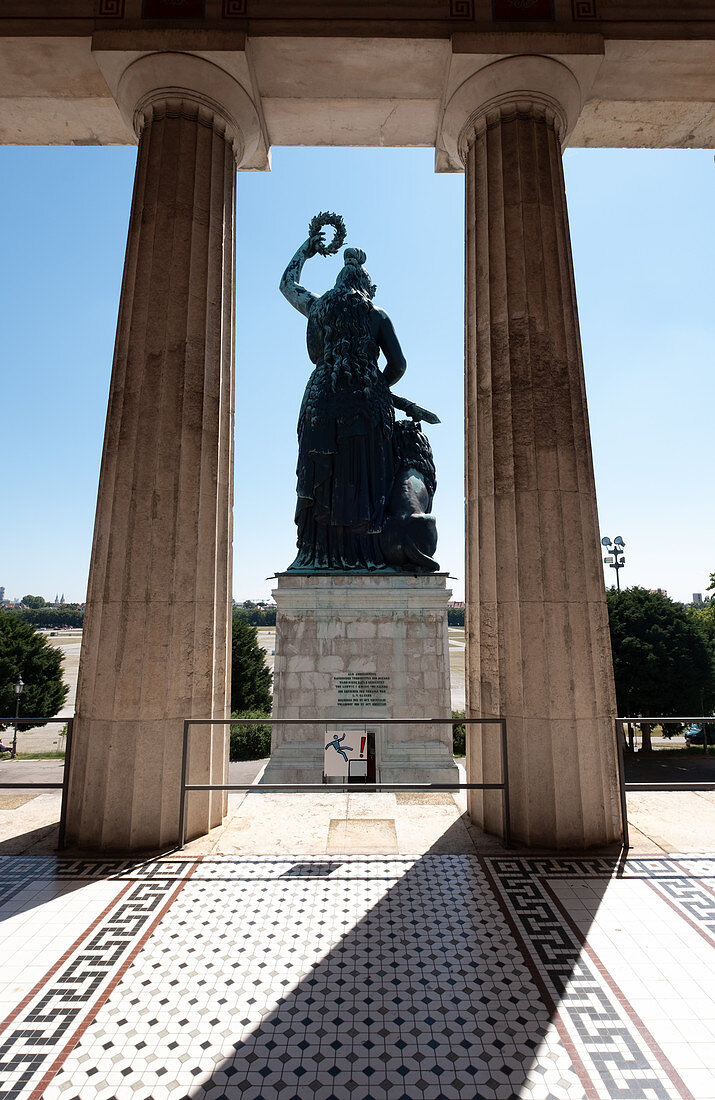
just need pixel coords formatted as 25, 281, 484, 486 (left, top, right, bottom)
11, 677, 24, 759
601, 535, 626, 591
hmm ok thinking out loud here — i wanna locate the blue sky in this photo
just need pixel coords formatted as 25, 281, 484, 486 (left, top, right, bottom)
1, 145, 712, 605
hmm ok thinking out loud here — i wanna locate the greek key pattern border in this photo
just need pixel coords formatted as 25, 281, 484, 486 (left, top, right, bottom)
0, 855, 194, 881
0, 871, 193, 1100
484, 857, 697, 1100
647, 875, 715, 944
514, 856, 715, 945
450, 0, 474, 17
572, 0, 598, 17
96, 0, 125, 15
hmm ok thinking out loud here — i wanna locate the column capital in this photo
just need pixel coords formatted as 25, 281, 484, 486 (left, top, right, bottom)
438, 54, 592, 172
103, 51, 263, 169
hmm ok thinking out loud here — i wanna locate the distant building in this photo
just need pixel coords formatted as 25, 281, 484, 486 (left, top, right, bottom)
693, 593, 703, 604
648, 588, 668, 597
0, 586, 4, 602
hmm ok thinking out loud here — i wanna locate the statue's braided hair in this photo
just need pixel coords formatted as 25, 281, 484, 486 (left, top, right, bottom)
311, 248, 378, 394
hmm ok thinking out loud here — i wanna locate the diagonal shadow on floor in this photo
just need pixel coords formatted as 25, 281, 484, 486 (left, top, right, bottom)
7, 840, 692, 1099
0, 820, 61, 857
168, 846, 617, 1100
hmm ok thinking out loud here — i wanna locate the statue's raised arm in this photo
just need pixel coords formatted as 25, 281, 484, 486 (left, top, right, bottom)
280, 211, 347, 318
279, 234, 322, 318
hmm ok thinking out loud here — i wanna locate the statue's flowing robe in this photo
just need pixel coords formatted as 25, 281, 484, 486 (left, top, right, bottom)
290, 304, 396, 571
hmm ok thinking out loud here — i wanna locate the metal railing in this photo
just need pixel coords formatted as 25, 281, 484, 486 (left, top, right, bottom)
617, 717, 715, 790
16, 712, 710, 858
0, 717, 74, 849
616, 716, 715, 852
179, 716, 511, 850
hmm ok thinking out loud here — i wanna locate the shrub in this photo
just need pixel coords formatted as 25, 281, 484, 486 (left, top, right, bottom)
229, 710, 272, 761
452, 710, 466, 756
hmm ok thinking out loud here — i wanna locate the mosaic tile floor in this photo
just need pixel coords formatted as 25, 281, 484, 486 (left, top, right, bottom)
0, 854, 713, 1100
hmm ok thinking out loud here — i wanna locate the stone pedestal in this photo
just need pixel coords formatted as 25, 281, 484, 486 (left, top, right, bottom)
64, 54, 260, 852
441, 57, 623, 850
264, 574, 458, 785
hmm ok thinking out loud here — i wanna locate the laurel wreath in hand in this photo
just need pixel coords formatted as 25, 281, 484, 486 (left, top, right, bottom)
308, 211, 347, 256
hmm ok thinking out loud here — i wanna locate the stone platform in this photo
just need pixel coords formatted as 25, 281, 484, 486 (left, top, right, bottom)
263, 573, 458, 786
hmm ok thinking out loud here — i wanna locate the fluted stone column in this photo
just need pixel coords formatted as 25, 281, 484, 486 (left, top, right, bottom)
442, 57, 623, 849
65, 55, 260, 851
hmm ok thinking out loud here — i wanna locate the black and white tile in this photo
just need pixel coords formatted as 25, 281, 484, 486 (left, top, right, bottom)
0, 855, 712, 1100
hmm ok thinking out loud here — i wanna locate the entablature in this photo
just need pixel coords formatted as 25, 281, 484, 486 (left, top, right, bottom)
1, 1, 713, 152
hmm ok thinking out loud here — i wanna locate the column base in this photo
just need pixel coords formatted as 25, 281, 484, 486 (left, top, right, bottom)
65, 716, 227, 852
468, 713, 623, 851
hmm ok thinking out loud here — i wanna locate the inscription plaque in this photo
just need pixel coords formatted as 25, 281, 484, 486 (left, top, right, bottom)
334, 672, 389, 708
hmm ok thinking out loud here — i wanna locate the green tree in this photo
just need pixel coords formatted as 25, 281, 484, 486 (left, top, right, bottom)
21, 594, 46, 609
9, 607, 84, 629
231, 614, 272, 714
607, 587, 715, 752
0, 611, 69, 731
689, 589, 715, 655
233, 606, 276, 627
688, 574, 715, 742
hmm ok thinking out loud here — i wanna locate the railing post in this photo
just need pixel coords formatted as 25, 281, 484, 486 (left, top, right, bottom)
57, 716, 74, 851
499, 718, 512, 848
178, 719, 190, 849
614, 718, 631, 852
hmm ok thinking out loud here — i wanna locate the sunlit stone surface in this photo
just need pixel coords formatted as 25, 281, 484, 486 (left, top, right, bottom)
64, 57, 261, 851
445, 57, 623, 849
